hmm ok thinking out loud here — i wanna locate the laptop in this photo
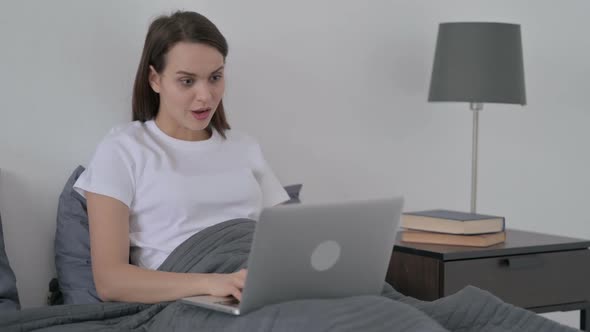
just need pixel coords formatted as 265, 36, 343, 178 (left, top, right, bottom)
181, 196, 404, 315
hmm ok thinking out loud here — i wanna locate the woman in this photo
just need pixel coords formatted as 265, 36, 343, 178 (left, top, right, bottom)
74, 11, 290, 304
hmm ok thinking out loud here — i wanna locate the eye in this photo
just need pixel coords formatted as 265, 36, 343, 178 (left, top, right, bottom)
180, 78, 194, 86
210, 74, 223, 82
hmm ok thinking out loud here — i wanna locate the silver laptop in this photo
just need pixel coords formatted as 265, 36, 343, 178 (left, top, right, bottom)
181, 196, 404, 315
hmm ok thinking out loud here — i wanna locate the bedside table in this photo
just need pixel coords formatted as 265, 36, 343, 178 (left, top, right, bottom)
386, 229, 590, 331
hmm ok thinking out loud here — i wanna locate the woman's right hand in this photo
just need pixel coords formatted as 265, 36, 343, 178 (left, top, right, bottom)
205, 269, 248, 301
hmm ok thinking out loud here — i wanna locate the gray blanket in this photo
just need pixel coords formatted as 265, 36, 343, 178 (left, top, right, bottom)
0, 219, 576, 332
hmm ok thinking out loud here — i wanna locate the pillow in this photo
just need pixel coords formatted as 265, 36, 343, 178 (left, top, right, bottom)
0, 207, 21, 311
53, 165, 302, 305
54, 165, 100, 304
283, 184, 303, 204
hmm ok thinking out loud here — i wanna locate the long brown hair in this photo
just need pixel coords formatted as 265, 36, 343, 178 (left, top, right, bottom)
132, 11, 230, 138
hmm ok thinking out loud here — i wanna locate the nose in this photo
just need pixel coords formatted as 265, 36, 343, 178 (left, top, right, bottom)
193, 81, 212, 103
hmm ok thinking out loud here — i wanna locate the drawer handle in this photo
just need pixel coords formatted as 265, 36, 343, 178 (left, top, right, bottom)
500, 256, 543, 269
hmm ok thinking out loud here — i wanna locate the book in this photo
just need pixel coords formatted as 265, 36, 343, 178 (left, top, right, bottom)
401, 209, 505, 235
400, 230, 506, 247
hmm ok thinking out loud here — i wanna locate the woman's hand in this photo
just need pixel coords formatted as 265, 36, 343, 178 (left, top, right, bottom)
205, 269, 248, 301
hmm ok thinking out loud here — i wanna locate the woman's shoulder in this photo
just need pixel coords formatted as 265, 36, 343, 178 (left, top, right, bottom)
222, 130, 269, 162
97, 121, 149, 151
222, 129, 260, 147
105, 121, 145, 138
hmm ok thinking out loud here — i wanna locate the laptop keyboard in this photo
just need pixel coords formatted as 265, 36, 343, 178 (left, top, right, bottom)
215, 298, 240, 307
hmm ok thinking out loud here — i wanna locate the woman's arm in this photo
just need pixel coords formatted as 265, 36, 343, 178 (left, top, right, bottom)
87, 192, 246, 303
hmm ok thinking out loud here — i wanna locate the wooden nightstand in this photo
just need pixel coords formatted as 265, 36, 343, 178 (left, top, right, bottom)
387, 229, 590, 331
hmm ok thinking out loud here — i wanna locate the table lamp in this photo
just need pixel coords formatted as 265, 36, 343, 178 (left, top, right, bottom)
428, 22, 526, 213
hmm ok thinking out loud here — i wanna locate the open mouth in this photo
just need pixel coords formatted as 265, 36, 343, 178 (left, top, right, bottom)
191, 108, 211, 120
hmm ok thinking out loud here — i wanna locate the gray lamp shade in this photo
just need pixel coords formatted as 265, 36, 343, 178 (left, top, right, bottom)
428, 22, 526, 105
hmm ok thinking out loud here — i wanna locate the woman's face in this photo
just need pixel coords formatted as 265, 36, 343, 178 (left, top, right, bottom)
149, 42, 225, 141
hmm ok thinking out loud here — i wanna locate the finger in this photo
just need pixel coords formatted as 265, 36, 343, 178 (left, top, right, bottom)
238, 270, 248, 282
232, 289, 242, 301
234, 277, 245, 289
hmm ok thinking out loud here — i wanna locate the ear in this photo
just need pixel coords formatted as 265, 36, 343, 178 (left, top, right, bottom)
148, 65, 161, 94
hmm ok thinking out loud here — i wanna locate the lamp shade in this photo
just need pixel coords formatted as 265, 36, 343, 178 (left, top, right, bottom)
428, 22, 526, 105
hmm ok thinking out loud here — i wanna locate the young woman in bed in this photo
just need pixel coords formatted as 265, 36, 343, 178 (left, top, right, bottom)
73, 11, 290, 304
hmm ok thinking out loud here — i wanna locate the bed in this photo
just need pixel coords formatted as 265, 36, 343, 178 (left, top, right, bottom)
0, 167, 578, 331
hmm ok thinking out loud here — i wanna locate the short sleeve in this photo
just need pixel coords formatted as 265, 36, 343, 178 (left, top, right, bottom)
73, 137, 135, 208
251, 142, 290, 208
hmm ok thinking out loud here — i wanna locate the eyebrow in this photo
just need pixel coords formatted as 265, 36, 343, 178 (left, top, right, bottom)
175, 65, 225, 76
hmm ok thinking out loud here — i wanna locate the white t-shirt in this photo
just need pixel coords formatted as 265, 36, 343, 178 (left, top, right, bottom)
74, 120, 289, 270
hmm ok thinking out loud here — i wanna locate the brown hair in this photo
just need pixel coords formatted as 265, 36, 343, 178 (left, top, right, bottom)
132, 11, 230, 138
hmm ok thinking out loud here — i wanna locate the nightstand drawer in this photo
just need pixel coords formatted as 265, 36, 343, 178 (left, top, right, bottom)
444, 249, 590, 308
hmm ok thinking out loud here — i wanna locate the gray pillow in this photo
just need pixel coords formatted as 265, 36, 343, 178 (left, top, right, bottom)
283, 184, 302, 204
54, 165, 100, 304
0, 209, 21, 311
54, 165, 302, 304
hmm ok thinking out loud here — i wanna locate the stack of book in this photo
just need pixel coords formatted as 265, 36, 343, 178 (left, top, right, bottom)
400, 209, 506, 247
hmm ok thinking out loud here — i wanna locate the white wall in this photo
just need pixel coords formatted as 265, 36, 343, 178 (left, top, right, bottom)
1, 0, 588, 328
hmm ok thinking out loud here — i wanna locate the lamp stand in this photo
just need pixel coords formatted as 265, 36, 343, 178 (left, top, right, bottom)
470, 102, 483, 213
